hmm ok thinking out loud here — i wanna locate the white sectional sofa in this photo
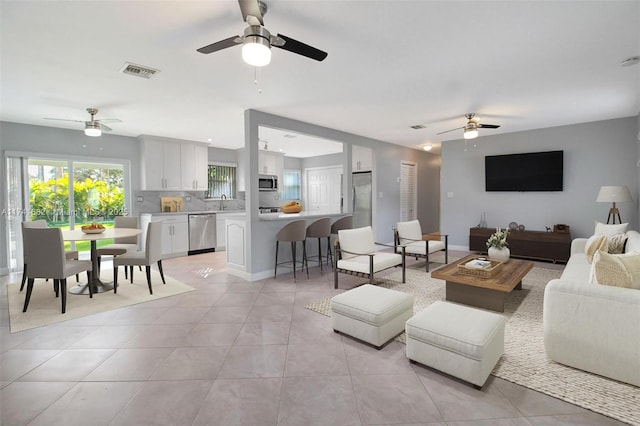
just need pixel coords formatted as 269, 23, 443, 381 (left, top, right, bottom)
543, 231, 640, 387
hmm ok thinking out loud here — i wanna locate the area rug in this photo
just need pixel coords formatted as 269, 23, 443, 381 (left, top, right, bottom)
6, 269, 194, 333
306, 265, 640, 425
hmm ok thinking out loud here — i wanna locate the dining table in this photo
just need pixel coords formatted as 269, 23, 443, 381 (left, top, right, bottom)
62, 228, 142, 295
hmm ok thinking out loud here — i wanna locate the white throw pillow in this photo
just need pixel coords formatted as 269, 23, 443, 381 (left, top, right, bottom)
585, 234, 608, 263
594, 221, 628, 237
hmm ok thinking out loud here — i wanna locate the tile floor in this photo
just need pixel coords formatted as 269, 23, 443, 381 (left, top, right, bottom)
0, 251, 626, 425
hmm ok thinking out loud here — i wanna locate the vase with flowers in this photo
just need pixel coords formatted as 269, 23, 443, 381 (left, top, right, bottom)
486, 227, 510, 262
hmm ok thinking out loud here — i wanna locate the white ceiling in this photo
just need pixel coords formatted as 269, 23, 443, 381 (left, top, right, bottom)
1, 1, 639, 157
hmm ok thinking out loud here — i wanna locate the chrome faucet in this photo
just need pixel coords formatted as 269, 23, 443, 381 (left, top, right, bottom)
219, 194, 227, 210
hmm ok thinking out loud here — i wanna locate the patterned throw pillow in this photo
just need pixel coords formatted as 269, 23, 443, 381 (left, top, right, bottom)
592, 250, 640, 289
607, 233, 628, 254
585, 234, 608, 263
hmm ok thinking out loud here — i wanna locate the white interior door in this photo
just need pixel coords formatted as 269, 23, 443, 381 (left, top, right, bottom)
305, 166, 342, 212
400, 161, 417, 221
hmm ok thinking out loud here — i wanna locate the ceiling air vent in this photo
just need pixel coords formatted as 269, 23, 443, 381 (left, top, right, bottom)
120, 63, 160, 79
410, 124, 426, 130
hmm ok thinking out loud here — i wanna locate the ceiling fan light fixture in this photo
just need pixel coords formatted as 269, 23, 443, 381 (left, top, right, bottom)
242, 35, 271, 66
463, 123, 478, 139
84, 122, 101, 137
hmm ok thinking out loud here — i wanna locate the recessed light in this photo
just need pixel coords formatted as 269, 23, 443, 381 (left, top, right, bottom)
283, 134, 296, 139
207, 138, 212, 142
423, 144, 433, 151
621, 56, 640, 67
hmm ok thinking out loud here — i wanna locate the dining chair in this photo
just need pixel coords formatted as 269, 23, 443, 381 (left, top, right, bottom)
22, 227, 92, 314
334, 225, 405, 289
113, 221, 165, 295
20, 219, 80, 291
394, 219, 448, 272
96, 216, 139, 278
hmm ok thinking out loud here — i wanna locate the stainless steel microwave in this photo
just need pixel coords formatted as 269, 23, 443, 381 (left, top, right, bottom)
258, 175, 278, 191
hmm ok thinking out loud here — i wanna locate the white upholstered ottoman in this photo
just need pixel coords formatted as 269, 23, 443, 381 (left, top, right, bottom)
330, 284, 414, 348
405, 301, 506, 388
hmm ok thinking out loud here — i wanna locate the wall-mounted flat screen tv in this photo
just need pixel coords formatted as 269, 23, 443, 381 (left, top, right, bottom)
485, 150, 563, 191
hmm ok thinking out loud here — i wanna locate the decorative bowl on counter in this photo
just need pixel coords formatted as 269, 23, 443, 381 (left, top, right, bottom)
281, 202, 302, 214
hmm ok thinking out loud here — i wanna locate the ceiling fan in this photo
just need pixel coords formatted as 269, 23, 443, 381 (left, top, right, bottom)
196, 0, 328, 66
44, 108, 121, 137
437, 113, 501, 139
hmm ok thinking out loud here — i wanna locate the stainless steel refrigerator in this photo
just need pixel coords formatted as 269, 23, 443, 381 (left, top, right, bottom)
352, 171, 372, 229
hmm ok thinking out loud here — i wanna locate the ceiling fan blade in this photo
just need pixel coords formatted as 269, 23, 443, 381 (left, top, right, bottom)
44, 118, 84, 123
238, 0, 264, 25
97, 118, 122, 124
97, 122, 112, 131
478, 124, 500, 129
436, 127, 464, 135
197, 36, 241, 54
275, 34, 328, 62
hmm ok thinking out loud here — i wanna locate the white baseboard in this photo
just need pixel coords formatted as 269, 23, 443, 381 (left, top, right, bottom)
450, 244, 471, 252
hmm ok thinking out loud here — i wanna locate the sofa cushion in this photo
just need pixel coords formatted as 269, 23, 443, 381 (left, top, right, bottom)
585, 234, 608, 263
607, 233, 628, 254
561, 253, 590, 281
594, 221, 628, 236
592, 250, 640, 290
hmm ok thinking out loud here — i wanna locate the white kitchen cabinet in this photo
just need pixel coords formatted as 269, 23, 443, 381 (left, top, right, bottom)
215, 212, 246, 250
258, 150, 283, 176
352, 145, 373, 172
159, 215, 189, 257
140, 138, 182, 190
226, 218, 246, 269
181, 143, 209, 191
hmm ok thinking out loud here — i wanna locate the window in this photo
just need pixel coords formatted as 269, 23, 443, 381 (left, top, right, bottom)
207, 164, 236, 199
281, 170, 301, 201
400, 161, 417, 221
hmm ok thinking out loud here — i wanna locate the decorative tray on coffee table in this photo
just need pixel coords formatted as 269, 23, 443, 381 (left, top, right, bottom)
457, 257, 503, 279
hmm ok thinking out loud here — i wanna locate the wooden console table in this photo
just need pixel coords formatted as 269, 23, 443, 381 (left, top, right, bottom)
469, 227, 571, 263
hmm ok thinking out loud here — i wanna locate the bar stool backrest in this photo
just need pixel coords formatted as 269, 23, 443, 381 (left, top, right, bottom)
331, 215, 353, 234
306, 217, 331, 238
276, 220, 307, 242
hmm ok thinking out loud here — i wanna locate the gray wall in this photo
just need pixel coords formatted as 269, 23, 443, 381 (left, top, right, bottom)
441, 116, 639, 248
244, 110, 440, 277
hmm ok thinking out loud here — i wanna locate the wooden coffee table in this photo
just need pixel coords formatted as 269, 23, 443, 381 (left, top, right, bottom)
431, 255, 533, 312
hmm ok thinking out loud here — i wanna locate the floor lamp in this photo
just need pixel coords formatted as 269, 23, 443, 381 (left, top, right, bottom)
596, 185, 633, 224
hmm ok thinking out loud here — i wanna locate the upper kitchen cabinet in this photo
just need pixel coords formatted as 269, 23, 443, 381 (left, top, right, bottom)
181, 143, 209, 191
352, 145, 373, 172
140, 137, 182, 190
258, 150, 283, 176
139, 136, 209, 191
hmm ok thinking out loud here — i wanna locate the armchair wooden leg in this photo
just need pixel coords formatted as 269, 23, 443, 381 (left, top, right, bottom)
23, 278, 35, 312
61, 279, 67, 314
145, 265, 153, 295
157, 260, 166, 284
113, 266, 119, 293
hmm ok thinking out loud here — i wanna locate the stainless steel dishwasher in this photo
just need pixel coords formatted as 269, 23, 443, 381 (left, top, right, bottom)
188, 213, 216, 255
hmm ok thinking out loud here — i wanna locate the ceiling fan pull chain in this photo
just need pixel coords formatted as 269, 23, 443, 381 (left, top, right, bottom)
254, 67, 263, 94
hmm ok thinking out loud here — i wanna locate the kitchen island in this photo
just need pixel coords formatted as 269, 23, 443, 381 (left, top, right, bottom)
226, 211, 350, 280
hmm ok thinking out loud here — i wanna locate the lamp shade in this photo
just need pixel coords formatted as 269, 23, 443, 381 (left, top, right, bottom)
596, 186, 632, 203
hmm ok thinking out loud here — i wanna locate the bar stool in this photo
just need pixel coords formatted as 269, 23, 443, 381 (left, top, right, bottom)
274, 220, 309, 280
305, 217, 332, 273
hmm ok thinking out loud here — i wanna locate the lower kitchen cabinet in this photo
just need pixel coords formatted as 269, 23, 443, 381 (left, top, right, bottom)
226, 218, 246, 269
161, 215, 189, 257
140, 214, 189, 258
215, 212, 246, 250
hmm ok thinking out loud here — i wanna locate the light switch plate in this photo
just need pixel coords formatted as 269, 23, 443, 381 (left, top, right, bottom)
137, 196, 144, 202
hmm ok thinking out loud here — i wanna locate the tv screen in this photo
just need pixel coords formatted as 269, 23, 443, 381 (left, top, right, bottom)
485, 150, 563, 191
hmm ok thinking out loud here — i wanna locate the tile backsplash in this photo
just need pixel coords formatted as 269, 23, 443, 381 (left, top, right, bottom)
133, 190, 245, 215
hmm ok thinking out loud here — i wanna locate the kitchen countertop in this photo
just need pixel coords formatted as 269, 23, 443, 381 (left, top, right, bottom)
259, 211, 347, 221
141, 210, 246, 216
